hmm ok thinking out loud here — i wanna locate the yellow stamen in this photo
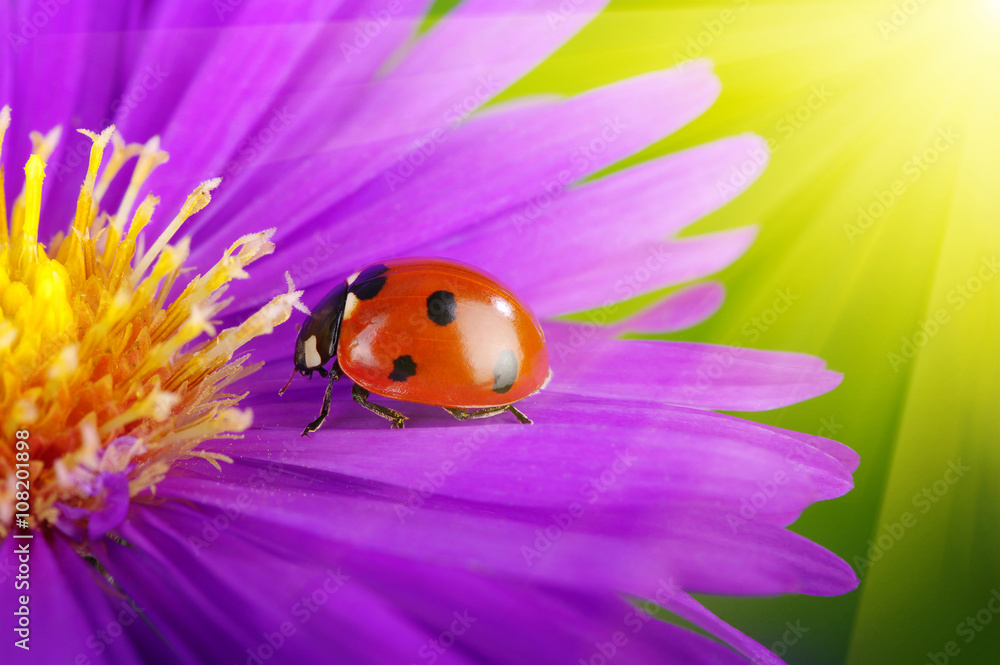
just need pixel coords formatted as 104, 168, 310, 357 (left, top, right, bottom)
0, 112, 304, 539
0, 105, 10, 245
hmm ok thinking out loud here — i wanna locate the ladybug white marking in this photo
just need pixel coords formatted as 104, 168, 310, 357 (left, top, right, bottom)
346, 271, 361, 286
343, 292, 359, 320
303, 335, 322, 368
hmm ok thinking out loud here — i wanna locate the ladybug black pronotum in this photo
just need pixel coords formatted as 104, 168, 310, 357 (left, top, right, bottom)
282, 258, 550, 433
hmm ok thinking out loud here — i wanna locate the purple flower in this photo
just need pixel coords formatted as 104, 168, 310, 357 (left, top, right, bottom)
0, 2, 857, 664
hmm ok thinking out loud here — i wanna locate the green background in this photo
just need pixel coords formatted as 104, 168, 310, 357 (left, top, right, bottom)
431, 0, 1000, 663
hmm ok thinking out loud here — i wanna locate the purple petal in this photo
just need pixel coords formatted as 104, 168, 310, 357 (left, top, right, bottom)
543, 333, 844, 411
86, 471, 133, 540
148, 427, 857, 600
234, 378, 856, 517
0, 531, 150, 664
5, 1, 141, 236
122, 1, 433, 220
211, 63, 723, 305
526, 226, 757, 316
610, 281, 727, 334
537, 282, 726, 349
413, 135, 767, 315
97, 503, 752, 664
188, 0, 609, 270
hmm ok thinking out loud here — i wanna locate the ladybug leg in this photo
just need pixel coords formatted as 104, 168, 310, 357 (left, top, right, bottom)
352, 384, 407, 429
444, 405, 532, 425
301, 368, 340, 436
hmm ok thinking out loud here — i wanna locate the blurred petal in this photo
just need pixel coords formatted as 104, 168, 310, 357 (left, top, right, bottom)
544, 334, 844, 411
0, 532, 151, 664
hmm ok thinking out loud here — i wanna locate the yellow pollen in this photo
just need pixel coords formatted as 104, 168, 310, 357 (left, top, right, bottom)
0, 106, 305, 537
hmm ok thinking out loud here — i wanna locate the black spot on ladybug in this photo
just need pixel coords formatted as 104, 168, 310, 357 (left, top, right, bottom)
426, 290, 457, 326
350, 264, 389, 300
493, 350, 517, 394
388, 355, 417, 382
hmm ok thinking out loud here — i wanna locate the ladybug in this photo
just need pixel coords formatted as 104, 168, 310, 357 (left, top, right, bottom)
282, 258, 550, 433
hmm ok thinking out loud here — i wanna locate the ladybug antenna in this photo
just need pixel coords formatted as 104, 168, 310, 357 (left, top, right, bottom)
278, 369, 297, 396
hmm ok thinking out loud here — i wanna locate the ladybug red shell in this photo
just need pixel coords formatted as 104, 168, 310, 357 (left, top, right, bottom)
284, 258, 550, 432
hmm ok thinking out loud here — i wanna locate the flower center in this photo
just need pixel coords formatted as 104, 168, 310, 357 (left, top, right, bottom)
0, 106, 306, 539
